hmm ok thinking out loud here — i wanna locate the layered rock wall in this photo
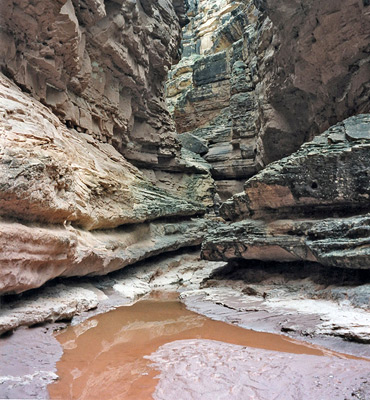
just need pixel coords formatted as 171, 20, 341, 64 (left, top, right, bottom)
1, 0, 370, 294
168, 0, 370, 201
167, 0, 260, 200
202, 116, 370, 270
253, 0, 370, 167
196, 1, 370, 271
0, 0, 215, 294
1, 0, 182, 170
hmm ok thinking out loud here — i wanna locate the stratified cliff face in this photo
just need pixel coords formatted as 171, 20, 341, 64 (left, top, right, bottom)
190, 0, 370, 270
1, 0, 369, 294
0, 0, 216, 294
167, 0, 258, 200
168, 0, 370, 200
0, 0, 215, 205
203, 115, 370, 269
253, 0, 370, 167
0, 0, 181, 169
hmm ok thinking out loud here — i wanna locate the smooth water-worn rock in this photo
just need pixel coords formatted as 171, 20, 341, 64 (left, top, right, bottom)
0, 216, 211, 294
0, 284, 101, 335
181, 285, 370, 344
0, 250, 226, 333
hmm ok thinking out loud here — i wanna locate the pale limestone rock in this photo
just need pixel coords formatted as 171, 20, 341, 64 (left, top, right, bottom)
0, 73, 203, 230
0, 217, 210, 294
0, 284, 100, 335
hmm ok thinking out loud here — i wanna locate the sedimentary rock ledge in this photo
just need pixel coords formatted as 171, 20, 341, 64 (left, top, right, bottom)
203, 115, 370, 270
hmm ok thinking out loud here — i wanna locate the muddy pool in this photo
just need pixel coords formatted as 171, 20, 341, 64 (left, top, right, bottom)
48, 292, 368, 400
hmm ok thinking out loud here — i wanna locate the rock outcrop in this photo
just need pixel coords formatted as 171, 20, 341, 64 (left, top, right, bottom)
0, 0, 216, 294
168, 0, 370, 200
1, 0, 369, 295
202, 115, 370, 269
0, 70, 212, 294
0, 0, 215, 206
252, 0, 370, 167
0, 0, 182, 170
0, 75, 203, 230
167, 0, 259, 200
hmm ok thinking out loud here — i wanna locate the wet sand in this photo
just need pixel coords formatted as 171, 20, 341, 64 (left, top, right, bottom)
48, 292, 367, 400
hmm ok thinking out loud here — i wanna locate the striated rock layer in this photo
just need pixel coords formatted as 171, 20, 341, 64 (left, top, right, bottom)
1, 0, 369, 296
168, 0, 370, 200
0, 0, 182, 170
167, 0, 259, 200
0, 0, 216, 294
203, 115, 370, 270
0, 72, 213, 294
0, 75, 204, 231
0, 0, 215, 206
171, 0, 370, 274
0, 217, 210, 294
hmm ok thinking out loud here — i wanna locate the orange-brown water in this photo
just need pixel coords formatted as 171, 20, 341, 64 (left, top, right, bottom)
48, 292, 361, 400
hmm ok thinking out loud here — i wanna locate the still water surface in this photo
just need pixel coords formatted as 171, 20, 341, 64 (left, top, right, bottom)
48, 292, 356, 400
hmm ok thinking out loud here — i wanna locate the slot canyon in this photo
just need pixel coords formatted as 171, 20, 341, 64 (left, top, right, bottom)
0, 0, 370, 398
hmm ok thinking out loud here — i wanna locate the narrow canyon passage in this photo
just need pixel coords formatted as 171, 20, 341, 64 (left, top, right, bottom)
0, 0, 369, 398
48, 292, 369, 400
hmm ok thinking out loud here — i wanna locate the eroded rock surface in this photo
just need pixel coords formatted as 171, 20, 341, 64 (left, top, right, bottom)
0, 249, 226, 332
0, 216, 212, 294
0, 0, 187, 171
203, 115, 370, 269
0, 0, 217, 294
183, 259, 370, 344
253, 0, 370, 167
0, 74, 204, 230
168, 0, 370, 201
221, 115, 370, 221
167, 0, 259, 200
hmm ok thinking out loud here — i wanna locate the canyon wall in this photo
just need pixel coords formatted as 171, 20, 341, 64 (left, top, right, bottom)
167, 0, 259, 200
166, 0, 370, 270
0, 0, 214, 294
252, 0, 370, 167
168, 0, 370, 199
198, 0, 370, 269
1, 0, 369, 294
203, 114, 370, 269
1, 0, 182, 168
